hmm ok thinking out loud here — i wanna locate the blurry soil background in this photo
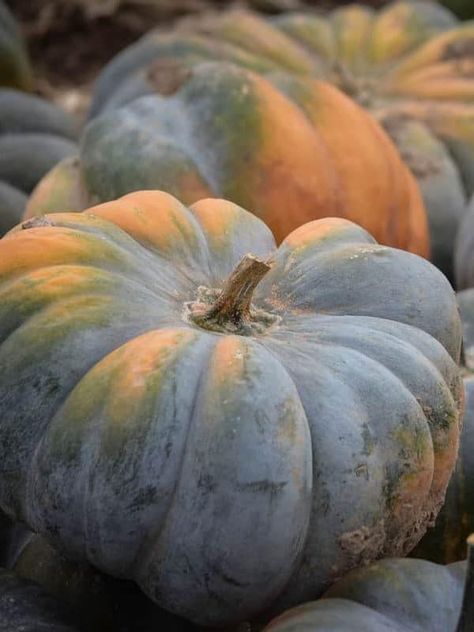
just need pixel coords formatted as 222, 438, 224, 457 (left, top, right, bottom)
7, 0, 390, 119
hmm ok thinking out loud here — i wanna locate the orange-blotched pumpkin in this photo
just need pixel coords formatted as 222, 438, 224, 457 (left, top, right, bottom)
72, 0, 474, 278
25, 62, 429, 257
0, 191, 463, 626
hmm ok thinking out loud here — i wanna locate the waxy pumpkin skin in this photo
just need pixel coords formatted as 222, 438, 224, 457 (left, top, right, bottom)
25, 61, 429, 257
0, 89, 77, 235
0, 1, 32, 91
0, 568, 81, 632
81, 0, 474, 277
262, 549, 470, 632
455, 197, 474, 290
0, 191, 463, 626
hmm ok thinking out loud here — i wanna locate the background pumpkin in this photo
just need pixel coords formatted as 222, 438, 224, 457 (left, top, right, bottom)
24, 60, 429, 256
261, 535, 473, 632
0, 190, 463, 626
455, 194, 474, 290
81, 0, 474, 278
0, 89, 78, 234
0, 0, 32, 91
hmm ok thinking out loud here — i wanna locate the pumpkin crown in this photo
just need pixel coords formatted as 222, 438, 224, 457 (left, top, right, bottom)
185, 253, 278, 336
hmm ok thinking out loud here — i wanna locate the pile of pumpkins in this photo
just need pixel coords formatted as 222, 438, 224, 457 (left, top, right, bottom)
1, 0, 474, 630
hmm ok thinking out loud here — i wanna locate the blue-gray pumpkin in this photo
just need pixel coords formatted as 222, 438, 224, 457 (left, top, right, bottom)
0, 190, 463, 626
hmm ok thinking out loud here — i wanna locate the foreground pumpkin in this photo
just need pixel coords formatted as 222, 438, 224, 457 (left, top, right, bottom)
0, 89, 77, 234
0, 1, 32, 90
25, 61, 429, 256
82, 0, 474, 277
262, 534, 474, 632
0, 191, 463, 626
413, 288, 474, 563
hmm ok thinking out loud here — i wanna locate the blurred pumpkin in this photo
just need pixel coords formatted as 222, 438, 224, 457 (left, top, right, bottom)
78, 0, 474, 277
0, 190, 463, 626
24, 61, 429, 256
455, 194, 474, 290
0, 89, 78, 234
262, 534, 474, 632
0, 0, 32, 90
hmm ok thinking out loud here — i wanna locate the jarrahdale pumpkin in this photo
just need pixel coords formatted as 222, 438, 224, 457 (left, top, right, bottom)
24, 61, 429, 257
0, 1, 32, 91
261, 534, 474, 632
1, 526, 196, 632
413, 288, 474, 563
0, 191, 463, 626
0, 567, 81, 632
0, 89, 78, 235
76, 0, 474, 278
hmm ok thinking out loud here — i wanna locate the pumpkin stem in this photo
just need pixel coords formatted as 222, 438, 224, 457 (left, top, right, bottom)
189, 254, 273, 334
456, 533, 474, 631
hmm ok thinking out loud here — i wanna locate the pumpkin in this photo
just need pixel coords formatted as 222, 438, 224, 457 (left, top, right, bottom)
0, 0, 32, 90
0, 191, 463, 626
24, 61, 429, 256
0, 568, 81, 631
3, 528, 196, 632
0, 89, 78, 234
78, 0, 474, 278
455, 195, 474, 290
262, 534, 474, 632
413, 288, 474, 563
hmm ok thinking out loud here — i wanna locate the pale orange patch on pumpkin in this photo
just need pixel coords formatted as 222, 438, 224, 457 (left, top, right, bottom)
283, 217, 355, 249
208, 336, 246, 386
190, 198, 241, 245
88, 190, 199, 254
95, 328, 197, 425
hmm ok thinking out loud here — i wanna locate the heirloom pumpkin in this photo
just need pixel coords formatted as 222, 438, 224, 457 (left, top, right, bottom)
262, 535, 474, 632
0, 89, 78, 235
76, 0, 474, 277
0, 1, 32, 90
25, 61, 429, 256
0, 191, 463, 626
413, 288, 474, 563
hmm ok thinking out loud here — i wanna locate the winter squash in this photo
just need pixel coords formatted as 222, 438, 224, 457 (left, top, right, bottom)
412, 288, 474, 563
83, 0, 474, 277
4, 528, 195, 632
455, 196, 474, 290
0, 568, 81, 631
0, 89, 77, 234
0, 1, 32, 90
0, 191, 463, 625
262, 534, 474, 632
24, 61, 429, 256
